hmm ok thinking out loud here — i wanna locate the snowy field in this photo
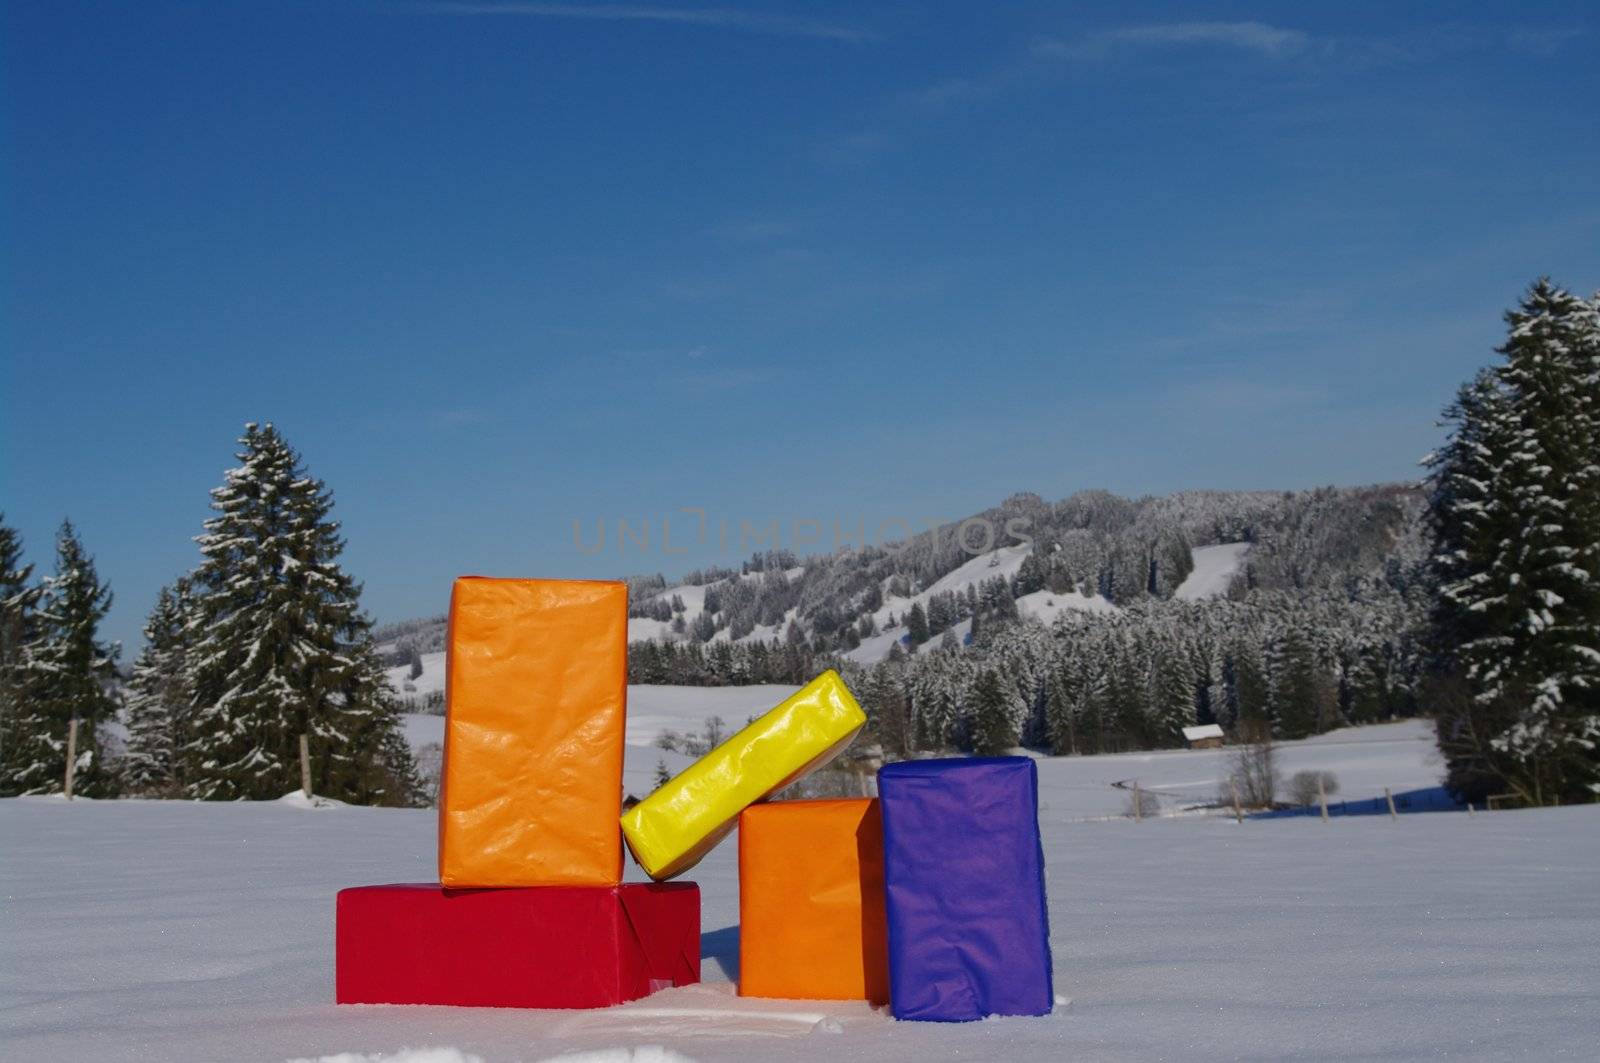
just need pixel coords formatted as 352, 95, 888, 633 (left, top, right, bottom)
5, 728, 1599, 1061
410, 686, 1446, 817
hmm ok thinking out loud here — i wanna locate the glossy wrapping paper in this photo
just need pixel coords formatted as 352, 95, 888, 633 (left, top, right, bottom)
878, 756, 1053, 1021
335, 882, 700, 1008
620, 669, 866, 880
738, 798, 889, 1003
439, 577, 627, 888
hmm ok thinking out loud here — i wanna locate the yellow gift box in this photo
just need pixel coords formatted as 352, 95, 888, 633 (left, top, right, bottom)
620, 670, 867, 881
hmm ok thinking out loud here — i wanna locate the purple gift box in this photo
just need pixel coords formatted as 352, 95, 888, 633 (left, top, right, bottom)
877, 756, 1053, 1021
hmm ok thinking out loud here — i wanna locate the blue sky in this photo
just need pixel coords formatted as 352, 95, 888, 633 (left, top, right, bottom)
3, 1, 1596, 651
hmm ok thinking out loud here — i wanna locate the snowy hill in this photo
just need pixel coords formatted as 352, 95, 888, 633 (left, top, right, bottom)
376, 539, 1245, 677
6, 754, 1596, 1060
374, 483, 1425, 669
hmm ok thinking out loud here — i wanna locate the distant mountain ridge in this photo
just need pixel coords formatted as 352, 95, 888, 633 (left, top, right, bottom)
375, 482, 1427, 666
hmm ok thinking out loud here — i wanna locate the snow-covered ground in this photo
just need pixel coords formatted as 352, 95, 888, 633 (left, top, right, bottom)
9, 715, 1598, 1061
5, 778, 1596, 1061
1173, 542, 1249, 600
1034, 718, 1444, 819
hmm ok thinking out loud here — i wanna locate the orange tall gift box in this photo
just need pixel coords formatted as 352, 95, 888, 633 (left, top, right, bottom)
438, 576, 627, 887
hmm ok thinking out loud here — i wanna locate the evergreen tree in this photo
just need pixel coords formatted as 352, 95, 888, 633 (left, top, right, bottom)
1043, 669, 1077, 755
863, 661, 913, 758
0, 515, 42, 779
911, 652, 963, 748
1226, 636, 1270, 734
906, 601, 930, 646
1, 521, 119, 796
123, 578, 195, 795
1151, 638, 1197, 744
1267, 622, 1334, 740
182, 423, 418, 803
336, 651, 426, 806
1429, 282, 1600, 804
1014, 550, 1048, 595
969, 667, 1019, 756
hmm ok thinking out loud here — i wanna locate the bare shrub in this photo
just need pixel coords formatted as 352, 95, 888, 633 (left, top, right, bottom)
1125, 787, 1162, 819
1220, 719, 1278, 809
1288, 770, 1340, 807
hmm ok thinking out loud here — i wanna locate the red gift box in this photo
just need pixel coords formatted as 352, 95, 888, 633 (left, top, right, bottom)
336, 882, 700, 1008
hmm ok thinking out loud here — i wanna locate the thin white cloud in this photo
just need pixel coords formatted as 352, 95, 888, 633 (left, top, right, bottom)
411, 2, 877, 43
902, 20, 1309, 112
1037, 21, 1310, 61
1507, 26, 1586, 56
1096, 21, 1309, 56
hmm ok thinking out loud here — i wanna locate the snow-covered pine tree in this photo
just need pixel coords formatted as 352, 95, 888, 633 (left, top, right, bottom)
182, 423, 418, 803
1429, 281, 1600, 804
905, 601, 930, 646
0, 514, 42, 786
335, 651, 426, 807
968, 667, 1019, 756
1043, 667, 1076, 755
1266, 619, 1334, 740
123, 577, 194, 795
910, 651, 964, 749
0, 521, 119, 796
1150, 634, 1198, 745
861, 660, 913, 758
1099, 634, 1145, 750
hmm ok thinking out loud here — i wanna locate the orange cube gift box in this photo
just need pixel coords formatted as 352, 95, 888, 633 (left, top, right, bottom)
439, 577, 628, 888
738, 798, 890, 1004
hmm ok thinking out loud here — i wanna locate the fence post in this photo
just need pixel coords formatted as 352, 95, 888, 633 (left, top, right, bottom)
299, 732, 313, 799
1318, 774, 1329, 823
1133, 780, 1143, 822
64, 716, 79, 800
1384, 787, 1398, 821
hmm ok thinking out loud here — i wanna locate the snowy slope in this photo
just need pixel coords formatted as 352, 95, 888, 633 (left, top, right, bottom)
628, 570, 804, 646
1173, 542, 1249, 600
1015, 588, 1119, 623
386, 651, 446, 707
845, 545, 1118, 663
5, 782, 1597, 1060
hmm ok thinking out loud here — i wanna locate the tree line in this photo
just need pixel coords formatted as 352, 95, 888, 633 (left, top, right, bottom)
0, 424, 423, 804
